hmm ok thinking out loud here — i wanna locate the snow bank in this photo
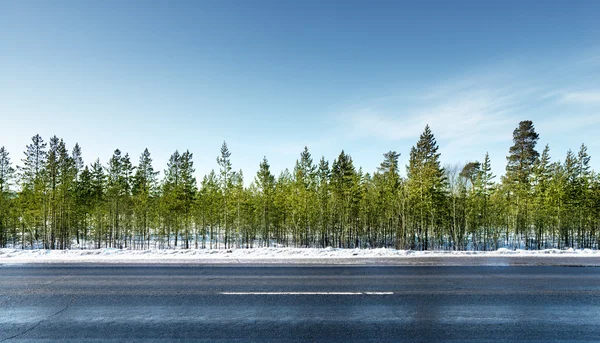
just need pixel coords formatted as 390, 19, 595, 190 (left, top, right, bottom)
1, 247, 599, 263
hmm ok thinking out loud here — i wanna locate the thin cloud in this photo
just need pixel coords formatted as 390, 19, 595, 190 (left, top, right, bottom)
561, 91, 600, 104
334, 53, 600, 178
342, 56, 599, 150
343, 83, 525, 146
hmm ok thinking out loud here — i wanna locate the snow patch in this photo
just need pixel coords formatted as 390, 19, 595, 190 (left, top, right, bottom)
1, 247, 599, 263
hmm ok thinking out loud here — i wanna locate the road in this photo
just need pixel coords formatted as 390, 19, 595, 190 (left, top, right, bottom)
1, 264, 600, 342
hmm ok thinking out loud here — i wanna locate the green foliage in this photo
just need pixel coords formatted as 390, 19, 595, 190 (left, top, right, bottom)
406, 125, 447, 250
0, 146, 16, 246
1, 122, 599, 250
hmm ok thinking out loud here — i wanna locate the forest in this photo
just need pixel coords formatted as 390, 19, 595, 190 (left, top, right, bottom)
0, 120, 598, 251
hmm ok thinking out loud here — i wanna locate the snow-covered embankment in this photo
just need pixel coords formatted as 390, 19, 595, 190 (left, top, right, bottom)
1, 247, 599, 264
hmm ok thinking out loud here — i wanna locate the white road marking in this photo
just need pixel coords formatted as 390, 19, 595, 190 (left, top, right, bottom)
220, 292, 393, 295
364, 292, 394, 295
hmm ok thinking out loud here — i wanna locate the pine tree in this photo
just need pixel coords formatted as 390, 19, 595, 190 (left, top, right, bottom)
0, 147, 16, 247
274, 169, 293, 246
376, 151, 401, 248
504, 120, 539, 249
19, 134, 47, 248
532, 145, 551, 249
255, 156, 275, 247
293, 147, 316, 247
132, 148, 159, 249
4, 123, 600, 251
90, 159, 106, 248
106, 149, 126, 248
180, 150, 197, 249
316, 157, 331, 247
576, 144, 591, 247
45, 136, 61, 249
477, 152, 496, 249
199, 170, 220, 249
378, 151, 401, 189
231, 169, 244, 248
75, 165, 93, 247
331, 150, 355, 248
217, 142, 232, 248
162, 150, 182, 248
56, 138, 75, 249
71, 143, 85, 246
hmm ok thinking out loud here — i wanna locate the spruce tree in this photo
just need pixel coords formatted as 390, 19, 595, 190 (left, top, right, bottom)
406, 125, 446, 250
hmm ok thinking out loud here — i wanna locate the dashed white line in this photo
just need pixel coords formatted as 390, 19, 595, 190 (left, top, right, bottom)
363, 292, 394, 295
220, 292, 393, 295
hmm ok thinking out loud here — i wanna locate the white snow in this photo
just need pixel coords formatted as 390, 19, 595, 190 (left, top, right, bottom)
1, 247, 599, 263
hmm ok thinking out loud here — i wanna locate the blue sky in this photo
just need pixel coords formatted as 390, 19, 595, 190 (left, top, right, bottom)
1, 0, 599, 183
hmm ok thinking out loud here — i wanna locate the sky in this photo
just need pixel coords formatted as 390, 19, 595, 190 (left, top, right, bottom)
1, 0, 600, 184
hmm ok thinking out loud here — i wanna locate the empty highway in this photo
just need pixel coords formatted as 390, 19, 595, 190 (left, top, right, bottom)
1, 263, 600, 342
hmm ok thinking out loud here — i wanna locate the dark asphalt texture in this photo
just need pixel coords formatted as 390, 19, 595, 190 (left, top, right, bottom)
1, 264, 600, 342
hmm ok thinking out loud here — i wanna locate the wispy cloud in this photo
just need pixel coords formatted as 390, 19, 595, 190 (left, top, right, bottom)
343, 76, 536, 148
340, 54, 600, 158
348, 93, 516, 143
330, 51, 600, 177
560, 91, 600, 104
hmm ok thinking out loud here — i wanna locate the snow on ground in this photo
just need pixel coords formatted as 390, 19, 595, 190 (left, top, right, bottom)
1, 247, 599, 263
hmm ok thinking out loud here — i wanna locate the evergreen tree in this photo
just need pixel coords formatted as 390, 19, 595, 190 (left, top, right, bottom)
71, 143, 85, 246
217, 142, 232, 248
75, 165, 93, 247
56, 138, 75, 249
106, 149, 129, 248
198, 170, 220, 249
504, 120, 539, 249
331, 150, 356, 247
293, 147, 316, 247
532, 145, 551, 249
3, 123, 600, 251
162, 150, 182, 248
90, 159, 106, 248
132, 148, 158, 249
180, 150, 197, 249
0, 147, 16, 247
477, 152, 496, 249
231, 169, 244, 248
19, 134, 47, 248
575, 144, 592, 247
316, 157, 331, 247
376, 151, 401, 248
406, 125, 446, 250
255, 156, 275, 247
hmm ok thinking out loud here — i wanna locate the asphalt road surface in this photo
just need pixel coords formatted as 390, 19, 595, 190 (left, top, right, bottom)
1, 264, 600, 342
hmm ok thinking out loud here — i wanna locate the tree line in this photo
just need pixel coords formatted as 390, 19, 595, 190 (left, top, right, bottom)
1, 120, 598, 250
